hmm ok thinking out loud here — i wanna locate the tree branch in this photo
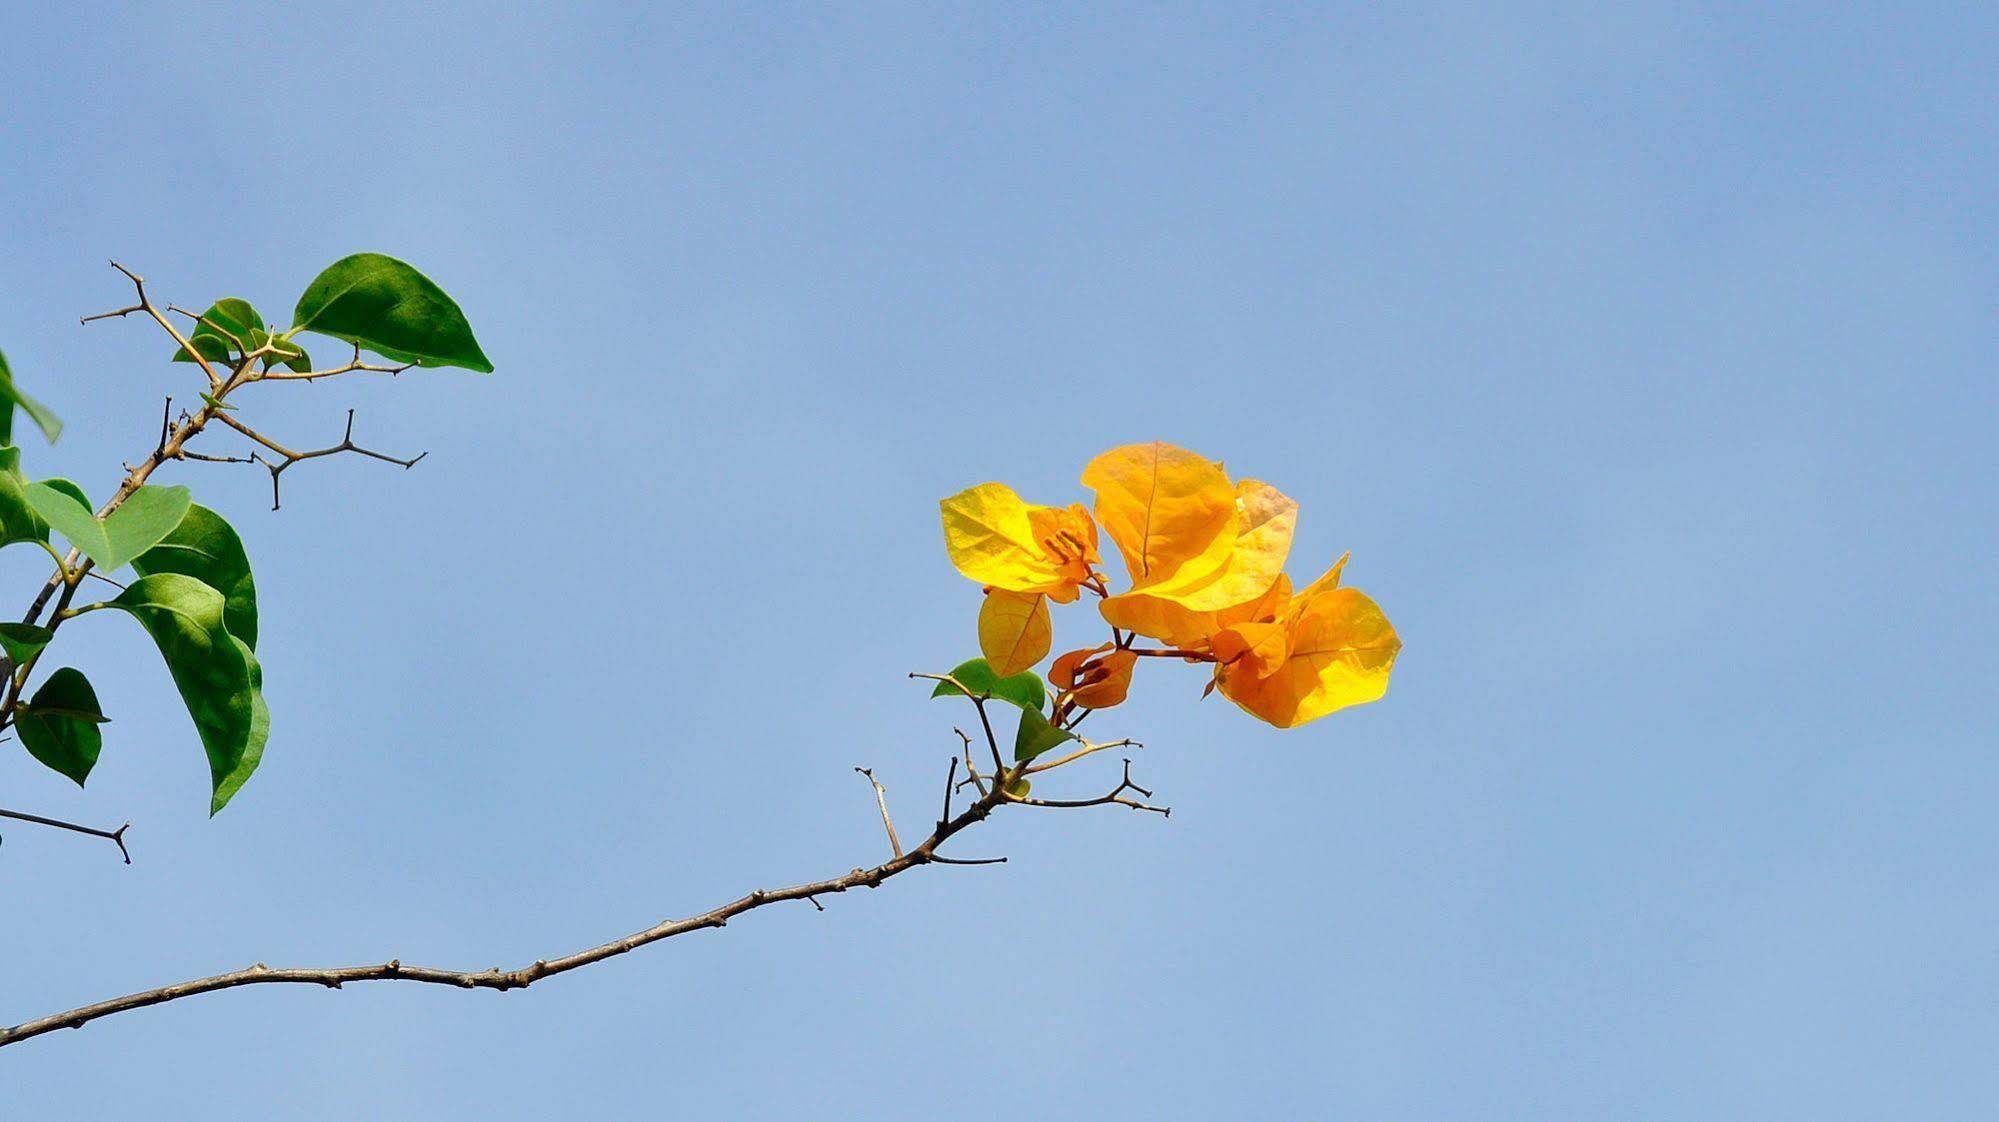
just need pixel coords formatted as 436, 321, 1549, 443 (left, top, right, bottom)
0, 808, 131, 864
0, 769, 1036, 1049
213, 408, 427, 510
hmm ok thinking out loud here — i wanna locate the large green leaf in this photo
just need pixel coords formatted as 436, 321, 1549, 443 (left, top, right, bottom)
26, 483, 191, 571
208, 635, 268, 815
1013, 707, 1076, 763
132, 503, 258, 647
291, 253, 492, 372
112, 574, 260, 807
16, 667, 105, 787
0, 451, 89, 548
0, 622, 53, 664
929, 658, 1046, 712
0, 348, 62, 445
170, 298, 263, 365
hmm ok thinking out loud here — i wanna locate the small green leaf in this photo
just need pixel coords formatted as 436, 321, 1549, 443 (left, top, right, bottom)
0, 622, 53, 664
0, 348, 62, 445
197, 392, 237, 411
1013, 707, 1076, 763
1004, 776, 1032, 798
929, 658, 1046, 712
17, 667, 104, 787
171, 298, 262, 364
291, 253, 492, 372
112, 574, 261, 809
26, 483, 191, 571
258, 335, 310, 373
133, 503, 258, 647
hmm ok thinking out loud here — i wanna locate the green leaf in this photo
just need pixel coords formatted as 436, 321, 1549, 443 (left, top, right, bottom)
0, 348, 62, 445
37, 478, 90, 509
171, 298, 263, 364
209, 635, 268, 815
26, 483, 191, 571
0, 447, 40, 544
929, 658, 1046, 712
0, 452, 89, 548
132, 503, 258, 647
1004, 776, 1032, 798
112, 573, 261, 807
0, 622, 53, 664
1013, 707, 1076, 763
291, 253, 492, 372
258, 335, 310, 373
17, 667, 105, 787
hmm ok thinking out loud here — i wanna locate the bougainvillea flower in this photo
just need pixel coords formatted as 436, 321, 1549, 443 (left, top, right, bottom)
940, 483, 1100, 603
1214, 568, 1399, 728
1050, 643, 1139, 710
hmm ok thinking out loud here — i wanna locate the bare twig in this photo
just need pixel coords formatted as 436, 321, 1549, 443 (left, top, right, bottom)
0, 809, 131, 864
254, 343, 412, 382
853, 767, 903, 858
1008, 758, 1171, 817
939, 756, 957, 826
213, 409, 427, 510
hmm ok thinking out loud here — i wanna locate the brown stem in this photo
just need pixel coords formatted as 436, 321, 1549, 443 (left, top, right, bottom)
0, 809, 131, 864
0, 777, 1020, 1048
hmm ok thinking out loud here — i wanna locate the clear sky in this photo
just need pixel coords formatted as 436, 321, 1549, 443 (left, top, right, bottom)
2, 4, 1994, 1117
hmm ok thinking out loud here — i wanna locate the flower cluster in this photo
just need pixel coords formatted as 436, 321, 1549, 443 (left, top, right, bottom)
939, 441, 1399, 728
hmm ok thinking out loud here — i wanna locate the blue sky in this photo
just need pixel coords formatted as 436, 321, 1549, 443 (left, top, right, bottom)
2, 3, 1994, 1117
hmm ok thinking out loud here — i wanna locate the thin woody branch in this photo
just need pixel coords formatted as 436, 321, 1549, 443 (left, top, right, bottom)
0, 760, 1033, 1049
212, 409, 427, 510
0, 809, 131, 864
0, 675, 1164, 1048
254, 343, 412, 382
81, 262, 225, 391
854, 767, 903, 857
1009, 758, 1171, 817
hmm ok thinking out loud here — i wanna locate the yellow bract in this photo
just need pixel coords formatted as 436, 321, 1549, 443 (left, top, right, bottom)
940, 483, 1098, 603
1217, 586, 1400, 728
978, 589, 1052, 677
1082, 442, 1239, 593
1135, 479, 1298, 611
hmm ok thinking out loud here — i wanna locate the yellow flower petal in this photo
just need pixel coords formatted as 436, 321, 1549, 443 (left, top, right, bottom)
1218, 587, 1399, 728
1210, 619, 1290, 679
1140, 479, 1298, 611
1081, 442, 1238, 590
1099, 592, 1215, 648
978, 589, 1052, 677
940, 483, 1089, 597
